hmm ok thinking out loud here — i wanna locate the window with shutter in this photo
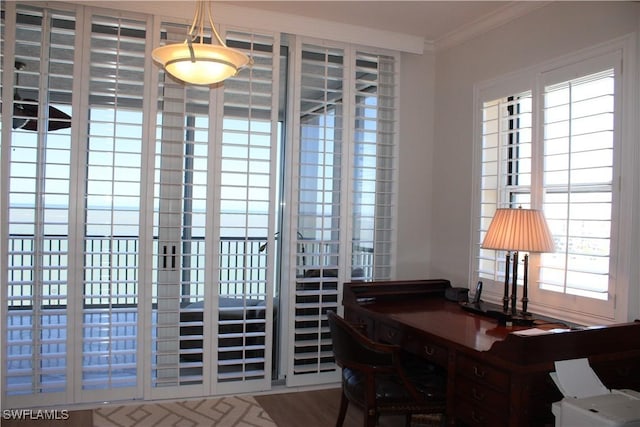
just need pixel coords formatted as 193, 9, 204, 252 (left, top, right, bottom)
478, 92, 533, 282
474, 42, 633, 324
540, 70, 614, 301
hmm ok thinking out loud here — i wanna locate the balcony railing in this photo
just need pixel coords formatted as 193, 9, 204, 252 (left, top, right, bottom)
6, 235, 375, 307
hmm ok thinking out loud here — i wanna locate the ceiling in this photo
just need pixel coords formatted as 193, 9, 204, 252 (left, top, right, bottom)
221, 1, 515, 42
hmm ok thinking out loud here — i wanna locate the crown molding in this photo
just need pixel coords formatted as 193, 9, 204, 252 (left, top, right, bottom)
434, 1, 552, 52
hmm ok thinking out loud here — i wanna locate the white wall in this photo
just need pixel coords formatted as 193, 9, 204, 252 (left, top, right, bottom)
418, 2, 639, 299
395, 49, 436, 279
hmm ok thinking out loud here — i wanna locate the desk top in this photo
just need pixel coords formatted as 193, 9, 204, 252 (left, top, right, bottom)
363, 297, 522, 352
344, 279, 640, 366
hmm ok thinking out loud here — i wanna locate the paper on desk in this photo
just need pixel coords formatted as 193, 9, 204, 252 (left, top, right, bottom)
512, 327, 571, 336
512, 328, 550, 336
552, 358, 610, 398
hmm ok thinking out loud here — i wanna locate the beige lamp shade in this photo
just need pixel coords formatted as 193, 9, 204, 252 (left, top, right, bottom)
481, 208, 555, 253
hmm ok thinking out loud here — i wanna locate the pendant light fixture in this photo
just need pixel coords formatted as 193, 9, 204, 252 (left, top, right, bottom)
152, 0, 251, 85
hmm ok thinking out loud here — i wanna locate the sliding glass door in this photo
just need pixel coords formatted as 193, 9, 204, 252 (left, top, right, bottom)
1, 1, 397, 408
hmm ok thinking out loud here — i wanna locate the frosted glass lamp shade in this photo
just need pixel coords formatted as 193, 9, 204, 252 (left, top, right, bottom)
152, 42, 250, 85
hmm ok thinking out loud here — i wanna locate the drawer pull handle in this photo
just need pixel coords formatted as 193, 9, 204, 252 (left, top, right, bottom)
424, 345, 435, 356
472, 388, 485, 401
471, 410, 484, 423
473, 366, 486, 378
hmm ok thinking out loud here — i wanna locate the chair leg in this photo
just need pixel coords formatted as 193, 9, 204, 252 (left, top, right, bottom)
365, 409, 377, 427
336, 390, 349, 427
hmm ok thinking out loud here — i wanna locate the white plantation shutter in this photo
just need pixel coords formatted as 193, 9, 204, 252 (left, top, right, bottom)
352, 51, 397, 279
81, 12, 147, 402
151, 20, 212, 395
478, 92, 533, 284
215, 29, 278, 392
4, 4, 76, 407
540, 68, 616, 303
291, 43, 345, 383
288, 43, 398, 386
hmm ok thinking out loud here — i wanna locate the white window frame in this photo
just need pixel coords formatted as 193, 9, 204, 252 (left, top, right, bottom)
470, 34, 637, 326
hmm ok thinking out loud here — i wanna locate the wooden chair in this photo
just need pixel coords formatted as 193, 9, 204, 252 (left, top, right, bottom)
327, 311, 446, 427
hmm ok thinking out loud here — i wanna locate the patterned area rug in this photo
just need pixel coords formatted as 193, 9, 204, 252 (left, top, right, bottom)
93, 395, 277, 427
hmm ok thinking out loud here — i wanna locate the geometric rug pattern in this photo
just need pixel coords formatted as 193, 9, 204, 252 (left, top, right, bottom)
93, 395, 277, 427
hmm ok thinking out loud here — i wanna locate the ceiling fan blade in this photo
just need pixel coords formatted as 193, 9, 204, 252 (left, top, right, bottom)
13, 99, 71, 131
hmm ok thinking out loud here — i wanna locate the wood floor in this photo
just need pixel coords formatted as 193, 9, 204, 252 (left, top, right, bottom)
2, 387, 436, 426
255, 387, 409, 427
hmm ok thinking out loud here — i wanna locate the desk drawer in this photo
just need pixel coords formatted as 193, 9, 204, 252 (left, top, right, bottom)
592, 358, 640, 390
345, 312, 374, 336
376, 322, 402, 344
404, 335, 448, 367
456, 374, 509, 410
457, 354, 509, 392
455, 399, 508, 427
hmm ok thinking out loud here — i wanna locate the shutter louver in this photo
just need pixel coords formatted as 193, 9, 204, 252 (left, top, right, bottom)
5, 5, 75, 405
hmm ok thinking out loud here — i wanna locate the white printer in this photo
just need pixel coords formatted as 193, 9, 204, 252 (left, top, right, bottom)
551, 358, 640, 427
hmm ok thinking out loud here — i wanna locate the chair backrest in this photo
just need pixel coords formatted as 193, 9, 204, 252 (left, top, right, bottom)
327, 311, 393, 369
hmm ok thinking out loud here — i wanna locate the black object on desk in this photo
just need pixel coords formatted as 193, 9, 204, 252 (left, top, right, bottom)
459, 300, 534, 326
444, 287, 469, 302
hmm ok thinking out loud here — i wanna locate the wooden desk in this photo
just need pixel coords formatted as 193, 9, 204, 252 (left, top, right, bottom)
343, 279, 640, 427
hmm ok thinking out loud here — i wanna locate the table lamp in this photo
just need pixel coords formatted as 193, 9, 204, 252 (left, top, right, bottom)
481, 207, 555, 316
